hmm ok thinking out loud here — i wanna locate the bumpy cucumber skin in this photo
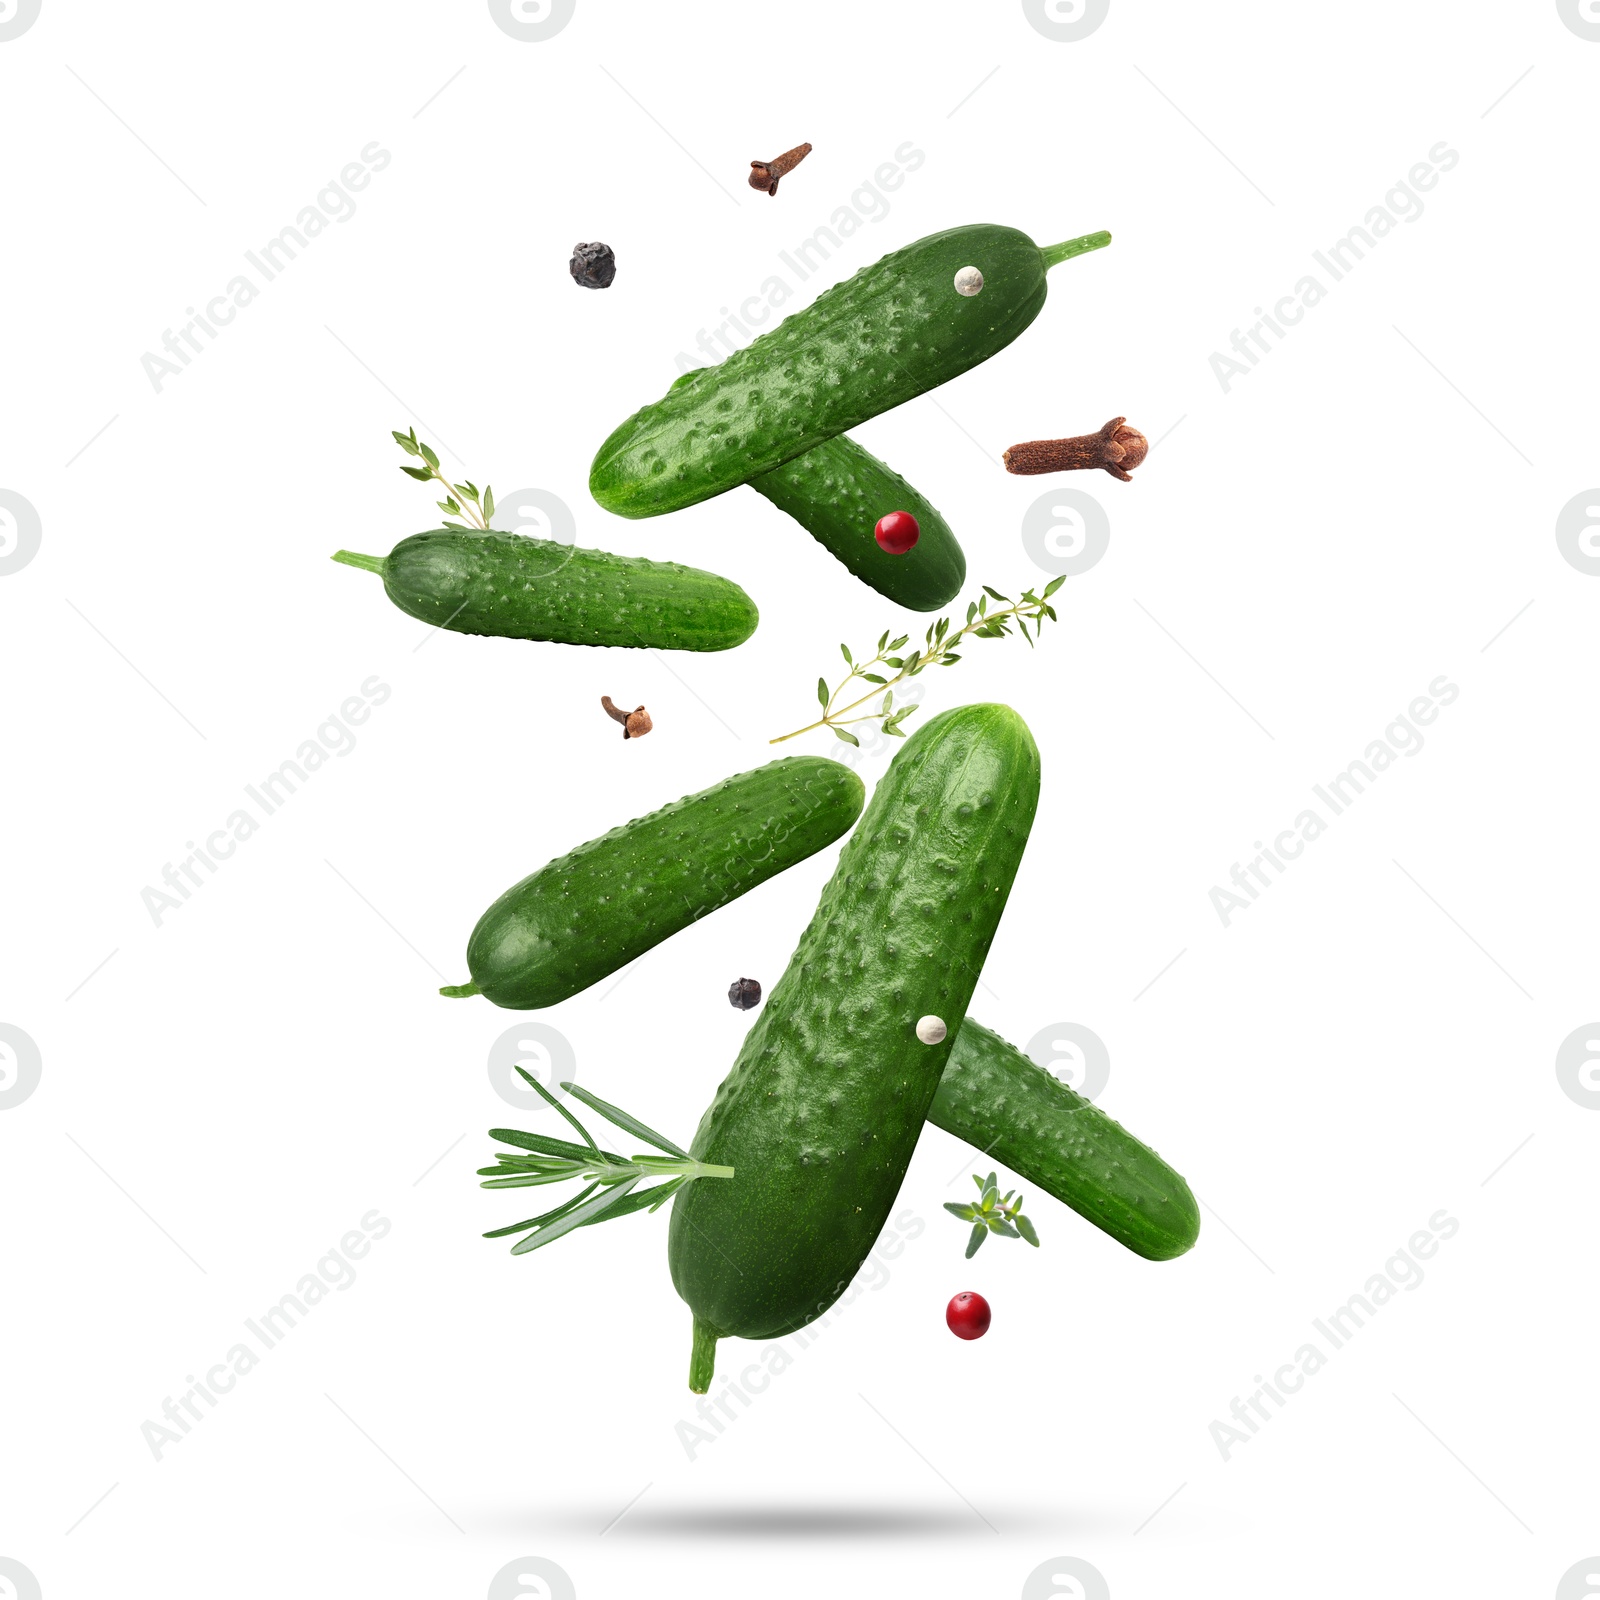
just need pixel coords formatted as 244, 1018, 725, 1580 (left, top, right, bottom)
669, 705, 1040, 1348
750, 437, 966, 612
464, 757, 865, 1009
932, 1019, 1199, 1261
670, 368, 966, 612
379, 529, 758, 651
592, 225, 1055, 518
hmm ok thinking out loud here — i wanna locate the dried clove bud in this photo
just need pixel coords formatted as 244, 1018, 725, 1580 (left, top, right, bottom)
728, 977, 762, 1010
601, 695, 652, 739
1003, 417, 1149, 482
748, 142, 812, 196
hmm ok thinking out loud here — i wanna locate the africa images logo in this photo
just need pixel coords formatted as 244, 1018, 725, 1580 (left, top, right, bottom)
0, 490, 42, 575
1022, 0, 1110, 43
0, 0, 43, 42
488, 0, 575, 42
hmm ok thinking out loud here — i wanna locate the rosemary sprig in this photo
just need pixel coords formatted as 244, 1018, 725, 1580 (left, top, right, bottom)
480, 1070, 732, 1256
943, 1171, 1040, 1259
770, 578, 1066, 746
393, 425, 495, 531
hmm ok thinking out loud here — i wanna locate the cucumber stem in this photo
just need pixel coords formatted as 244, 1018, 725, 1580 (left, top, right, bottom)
688, 1318, 720, 1394
331, 549, 388, 576
630, 1157, 737, 1179
1040, 230, 1111, 270
439, 981, 481, 998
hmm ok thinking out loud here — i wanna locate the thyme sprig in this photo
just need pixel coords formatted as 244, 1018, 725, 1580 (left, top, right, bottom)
480, 1070, 732, 1256
770, 578, 1066, 746
393, 425, 495, 531
944, 1171, 1041, 1259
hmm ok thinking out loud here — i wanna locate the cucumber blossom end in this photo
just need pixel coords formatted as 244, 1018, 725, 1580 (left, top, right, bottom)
931, 1017, 1200, 1262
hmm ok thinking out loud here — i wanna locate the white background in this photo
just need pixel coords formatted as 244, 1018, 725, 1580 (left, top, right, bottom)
2, 3, 1597, 1597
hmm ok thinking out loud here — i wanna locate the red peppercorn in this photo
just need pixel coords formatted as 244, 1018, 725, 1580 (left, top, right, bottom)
874, 510, 920, 555
946, 1291, 991, 1340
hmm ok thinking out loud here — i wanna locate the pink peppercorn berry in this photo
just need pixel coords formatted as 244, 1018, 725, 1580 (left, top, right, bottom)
946, 1291, 991, 1340
874, 510, 920, 555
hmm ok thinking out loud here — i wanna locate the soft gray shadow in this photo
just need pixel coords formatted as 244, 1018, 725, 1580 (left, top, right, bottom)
614, 1505, 978, 1540
475, 1500, 1117, 1543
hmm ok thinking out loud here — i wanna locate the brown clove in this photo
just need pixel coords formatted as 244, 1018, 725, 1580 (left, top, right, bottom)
601, 695, 653, 740
1003, 417, 1149, 482
748, 142, 812, 196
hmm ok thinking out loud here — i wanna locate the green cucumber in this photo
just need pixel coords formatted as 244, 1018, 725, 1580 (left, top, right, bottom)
662, 368, 960, 611
932, 1019, 1199, 1261
748, 434, 966, 612
332, 528, 757, 652
591, 224, 1110, 519
668, 703, 1040, 1391
442, 756, 864, 1009
669, 369, 965, 612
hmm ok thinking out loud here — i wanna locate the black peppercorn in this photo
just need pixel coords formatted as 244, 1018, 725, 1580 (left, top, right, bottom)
570, 241, 616, 290
728, 977, 761, 1010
